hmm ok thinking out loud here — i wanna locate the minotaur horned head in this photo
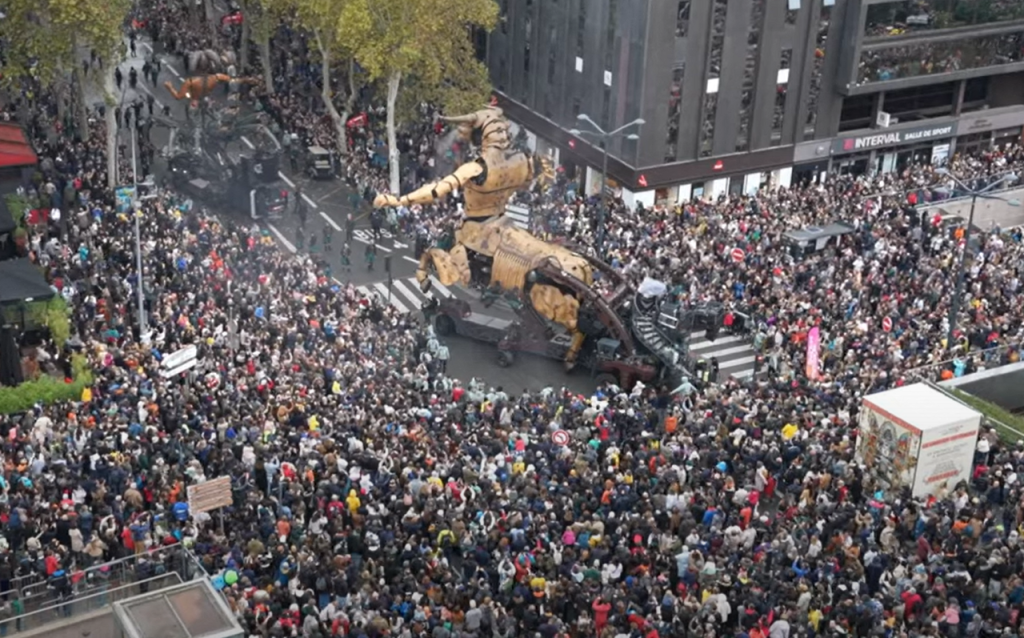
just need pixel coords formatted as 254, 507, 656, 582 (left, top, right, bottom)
440, 106, 511, 150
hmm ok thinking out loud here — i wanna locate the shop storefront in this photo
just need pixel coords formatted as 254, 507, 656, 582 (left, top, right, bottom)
956, 109, 1024, 155
829, 121, 959, 176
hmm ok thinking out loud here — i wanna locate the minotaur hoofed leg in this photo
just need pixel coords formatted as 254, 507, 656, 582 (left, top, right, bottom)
416, 245, 471, 292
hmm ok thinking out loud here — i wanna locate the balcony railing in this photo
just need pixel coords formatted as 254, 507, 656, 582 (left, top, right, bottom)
1, 572, 184, 636
0, 543, 204, 624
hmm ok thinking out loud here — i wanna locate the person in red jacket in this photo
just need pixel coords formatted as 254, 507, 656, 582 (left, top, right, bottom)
593, 597, 612, 634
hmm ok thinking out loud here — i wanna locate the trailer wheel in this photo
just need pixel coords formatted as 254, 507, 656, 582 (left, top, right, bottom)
497, 350, 515, 367
434, 314, 455, 337
594, 373, 618, 388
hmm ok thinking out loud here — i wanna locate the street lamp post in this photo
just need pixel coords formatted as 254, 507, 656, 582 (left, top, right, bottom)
934, 168, 1019, 351
570, 115, 644, 259
130, 124, 153, 343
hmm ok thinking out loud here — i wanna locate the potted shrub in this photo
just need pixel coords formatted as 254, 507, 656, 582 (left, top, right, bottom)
12, 227, 27, 250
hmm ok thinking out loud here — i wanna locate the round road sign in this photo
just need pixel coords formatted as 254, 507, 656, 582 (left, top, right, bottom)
882, 316, 893, 332
731, 247, 745, 263
552, 430, 570, 446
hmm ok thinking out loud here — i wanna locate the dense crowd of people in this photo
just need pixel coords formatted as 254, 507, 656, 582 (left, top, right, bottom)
3, 3, 1024, 638
529, 145, 1024, 385
858, 31, 1024, 83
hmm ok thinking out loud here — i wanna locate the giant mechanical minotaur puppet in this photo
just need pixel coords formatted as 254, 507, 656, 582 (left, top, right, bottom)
373, 106, 599, 368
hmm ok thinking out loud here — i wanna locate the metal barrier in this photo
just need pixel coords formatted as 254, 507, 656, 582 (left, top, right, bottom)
902, 340, 1023, 384
0, 571, 183, 635
0, 542, 205, 621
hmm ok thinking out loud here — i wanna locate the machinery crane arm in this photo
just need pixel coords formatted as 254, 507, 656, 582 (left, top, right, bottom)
373, 160, 484, 208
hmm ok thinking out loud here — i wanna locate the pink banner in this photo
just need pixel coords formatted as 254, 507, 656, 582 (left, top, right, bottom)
806, 326, 821, 380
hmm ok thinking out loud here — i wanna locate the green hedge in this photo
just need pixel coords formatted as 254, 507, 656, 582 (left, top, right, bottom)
949, 388, 1024, 444
27, 297, 72, 346
3, 193, 35, 228
0, 354, 94, 414
2, 297, 72, 347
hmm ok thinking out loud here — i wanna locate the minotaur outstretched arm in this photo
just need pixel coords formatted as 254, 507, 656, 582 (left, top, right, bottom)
373, 161, 484, 208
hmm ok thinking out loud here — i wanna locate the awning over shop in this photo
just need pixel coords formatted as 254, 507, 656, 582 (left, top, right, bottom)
0, 123, 38, 169
0, 258, 54, 304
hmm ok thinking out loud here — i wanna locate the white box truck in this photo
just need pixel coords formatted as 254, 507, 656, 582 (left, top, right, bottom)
855, 383, 981, 499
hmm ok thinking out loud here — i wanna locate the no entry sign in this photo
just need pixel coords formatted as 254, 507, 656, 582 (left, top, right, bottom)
731, 247, 745, 263
882, 316, 893, 332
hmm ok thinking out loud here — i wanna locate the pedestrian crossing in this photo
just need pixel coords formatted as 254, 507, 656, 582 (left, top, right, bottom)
351, 229, 408, 253
687, 331, 758, 380
355, 276, 454, 314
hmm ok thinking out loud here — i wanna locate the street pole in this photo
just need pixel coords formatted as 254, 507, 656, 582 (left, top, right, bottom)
596, 139, 609, 259
945, 193, 977, 352
131, 125, 148, 341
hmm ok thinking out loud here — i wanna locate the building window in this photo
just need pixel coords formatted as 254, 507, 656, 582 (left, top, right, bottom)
576, 1, 586, 57
736, 0, 766, 152
524, 16, 532, 74
701, 0, 728, 157
805, 3, 832, 134
838, 94, 875, 132
772, 48, 791, 144
547, 27, 557, 85
664, 64, 685, 162
605, 0, 618, 70
602, 87, 612, 127
785, 0, 799, 26
677, 1, 690, 38
858, 31, 1024, 84
883, 82, 956, 120
962, 76, 990, 113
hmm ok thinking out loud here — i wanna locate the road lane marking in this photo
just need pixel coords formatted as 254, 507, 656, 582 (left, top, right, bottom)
268, 224, 296, 252
429, 276, 453, 297
278, 171, 295, 188
372, 283, 408, 312
392, 279, 423, 309
351, 233, 391, 252
301, 193, 318, 208
163, 60, 183, 80
402, 256, 419, 265
319, 211, 341, 230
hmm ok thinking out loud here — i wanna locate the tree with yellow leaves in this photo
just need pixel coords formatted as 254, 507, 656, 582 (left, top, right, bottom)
336, 0, 498, 193
1, 0, 131, 188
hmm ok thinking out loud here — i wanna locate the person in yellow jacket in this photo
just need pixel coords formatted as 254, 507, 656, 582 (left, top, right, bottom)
346, 489, 361, 512
437, 529, 456, 548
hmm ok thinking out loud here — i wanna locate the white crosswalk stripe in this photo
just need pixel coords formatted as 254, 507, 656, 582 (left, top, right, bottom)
688, 331, 759, 379
392, 279, 423, 309
355, 276, 453, 313
352, 229, 392, 252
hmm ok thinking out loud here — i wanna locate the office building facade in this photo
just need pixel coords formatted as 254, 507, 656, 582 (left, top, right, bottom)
485, 0, 1024, 205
